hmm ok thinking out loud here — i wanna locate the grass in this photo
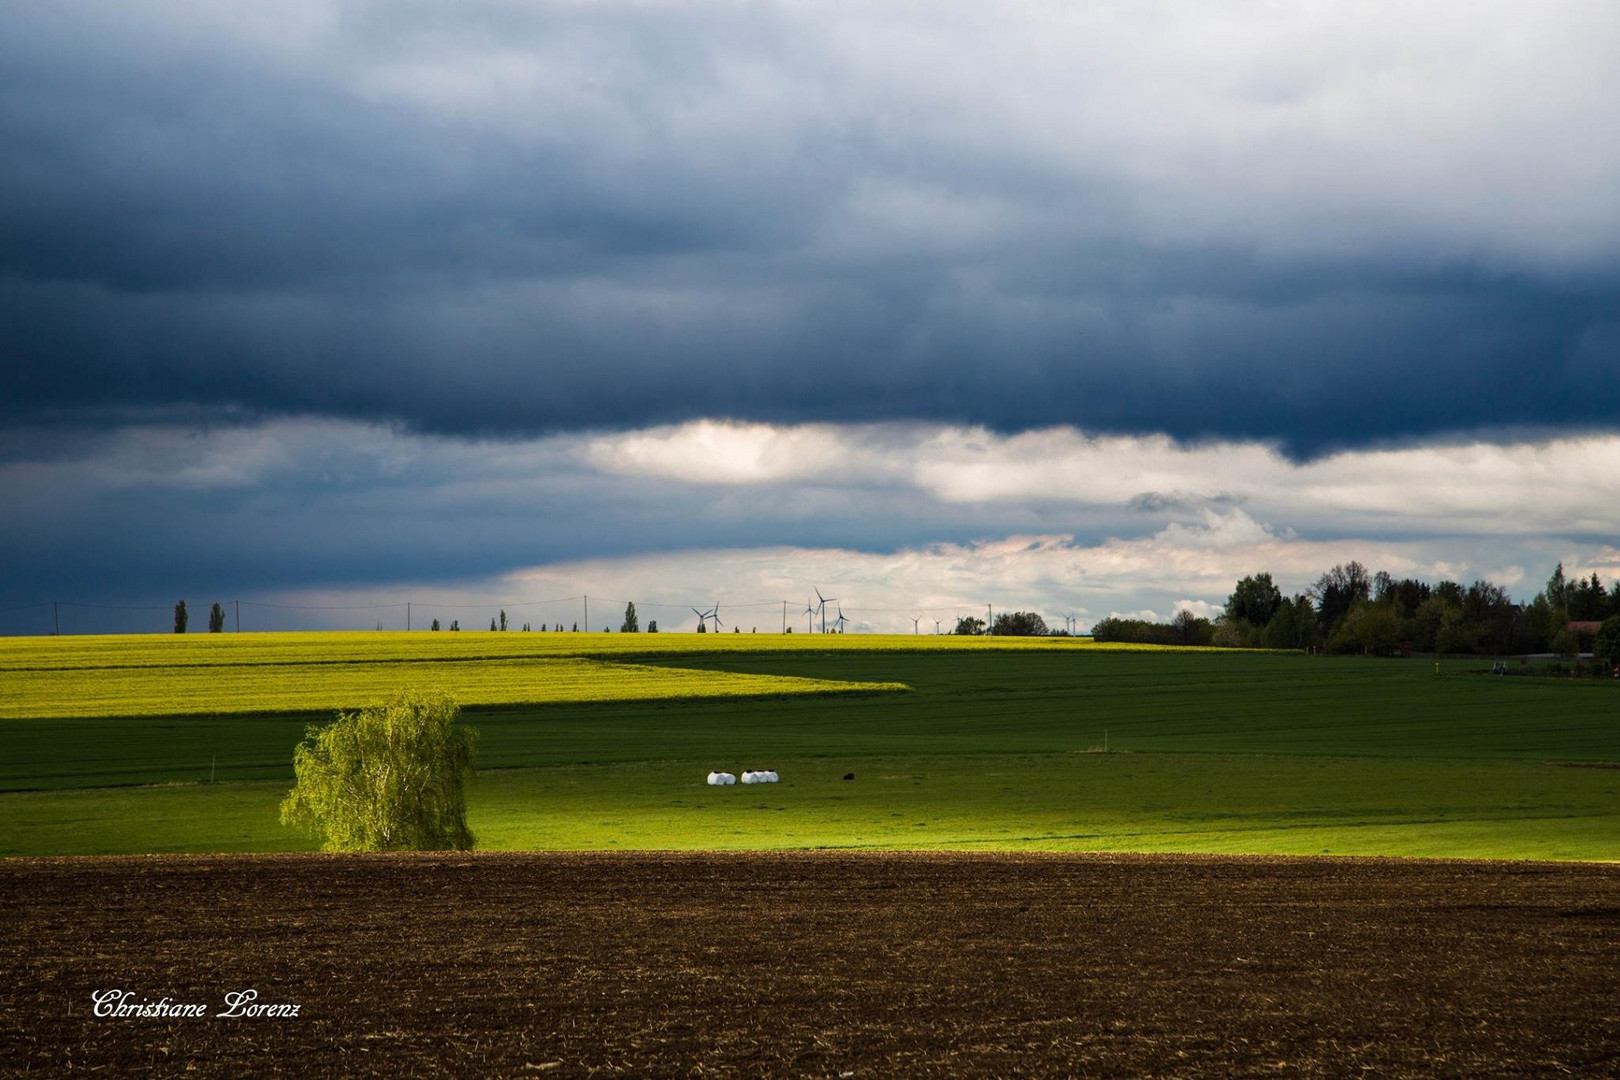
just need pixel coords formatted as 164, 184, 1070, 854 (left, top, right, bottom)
7, 651, 1614, 792
1, 637, 1616, 859
4, 753, 1614, 860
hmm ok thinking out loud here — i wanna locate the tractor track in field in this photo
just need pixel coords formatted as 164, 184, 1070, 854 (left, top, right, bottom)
4, 852, 1618, 1077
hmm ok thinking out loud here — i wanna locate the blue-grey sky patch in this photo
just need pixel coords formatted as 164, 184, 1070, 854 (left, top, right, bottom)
3, 2, 1620, 453
3, 3, 1620, 629
2, 418, 1617, 633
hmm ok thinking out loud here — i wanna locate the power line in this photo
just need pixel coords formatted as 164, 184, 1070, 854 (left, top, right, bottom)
3, 591, 1034, 634
237, 600, 410, 611
480, 595, 584, 610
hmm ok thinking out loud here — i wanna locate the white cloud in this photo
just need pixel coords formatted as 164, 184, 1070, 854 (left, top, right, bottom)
585, 421, 1620, 538
13, 417, 1620, 549
585, 420, 870, 486
44, 1, 1620, 274
4, 415, 1614, 632
491, 509, 1502, 633
316, 0, 1620, 271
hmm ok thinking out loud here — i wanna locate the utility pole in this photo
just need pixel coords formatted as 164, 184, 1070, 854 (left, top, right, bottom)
53, 600, 59, 637
407, 602, 411, 632
987, 603, 993, 636
583, 595, 588, 633
782, 600, 786, 634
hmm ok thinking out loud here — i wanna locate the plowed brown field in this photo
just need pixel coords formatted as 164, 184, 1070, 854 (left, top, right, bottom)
4, 853, 1617, 1077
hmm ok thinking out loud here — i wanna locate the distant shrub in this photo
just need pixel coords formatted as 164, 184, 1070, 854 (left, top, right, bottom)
1594, 616, 1620, 670
1091, 613, 1214, 646
280, 690, 476, 852
991, 611, 1048, 636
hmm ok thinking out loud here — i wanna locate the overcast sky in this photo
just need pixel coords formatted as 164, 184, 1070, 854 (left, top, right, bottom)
3, 2, 1618, 633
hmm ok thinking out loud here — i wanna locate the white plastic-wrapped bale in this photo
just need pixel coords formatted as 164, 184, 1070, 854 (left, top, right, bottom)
740, 771, 762, 784
764, 770, 779, 783
707, 771, 736, 786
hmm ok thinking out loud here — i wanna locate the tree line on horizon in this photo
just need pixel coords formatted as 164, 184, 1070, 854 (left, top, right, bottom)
163, 568, 1618, 660
1092, 562, 1620, 661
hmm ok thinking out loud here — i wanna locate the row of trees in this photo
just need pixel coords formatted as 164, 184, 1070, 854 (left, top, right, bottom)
173, 600, 228, 633
1212, 562, 1620, 659
423, 603, 669, 633
1091, 610, 1218, 646
1079, 561, 1620, 662
174, 570, 1618, 657
950, 612, 1054, 636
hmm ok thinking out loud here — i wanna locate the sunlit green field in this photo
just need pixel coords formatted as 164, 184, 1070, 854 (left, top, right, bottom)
2, 636, 1616, 860
5, 754, 1613, 861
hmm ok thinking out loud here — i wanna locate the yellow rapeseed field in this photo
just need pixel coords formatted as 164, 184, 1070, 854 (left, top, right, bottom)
0, 629, 1184, 673
0, 653, 903, 720
0, 631, 1210, 720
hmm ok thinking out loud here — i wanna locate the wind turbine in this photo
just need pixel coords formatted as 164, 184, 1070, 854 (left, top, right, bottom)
815, 587, 837, 633
834, 603, 848, 634
691, 606, 713, 632
934, 618, 942, 635
711, 602, 725, 632
911, 616, 921, 635
803, 597, 815, 635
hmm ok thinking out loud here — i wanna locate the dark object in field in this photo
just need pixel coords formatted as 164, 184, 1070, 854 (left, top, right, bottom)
7, 853, 1619, 1077
843, 772, 855, 780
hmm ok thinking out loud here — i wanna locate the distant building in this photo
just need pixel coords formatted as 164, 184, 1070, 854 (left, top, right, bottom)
1566, 621, 1604, 635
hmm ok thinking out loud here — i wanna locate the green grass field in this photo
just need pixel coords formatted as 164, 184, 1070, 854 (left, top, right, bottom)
1, 635, 1616, 859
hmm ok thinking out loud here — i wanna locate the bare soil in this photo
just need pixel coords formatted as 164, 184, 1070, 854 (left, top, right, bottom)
3, 852, 1618, 1077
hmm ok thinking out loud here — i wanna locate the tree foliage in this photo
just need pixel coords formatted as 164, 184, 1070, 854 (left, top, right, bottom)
280, 690, 477, 852
1327, 601, 1401, 655
1225, 573, 1282, 628
1311, 561, 1371, 636
1594, 616, 1620, 670
1263, 596, 1317, 650
208, 602, 226, 633
621, 602, 639, 633
173, 600, 188, 634
953, 615, 986, 636
991, 611, 1048, 636
1209, 560, 1620, 657
1090, 612, 1214, 646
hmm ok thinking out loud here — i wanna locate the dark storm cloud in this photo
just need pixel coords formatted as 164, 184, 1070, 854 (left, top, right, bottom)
3, 1, 1620, 455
